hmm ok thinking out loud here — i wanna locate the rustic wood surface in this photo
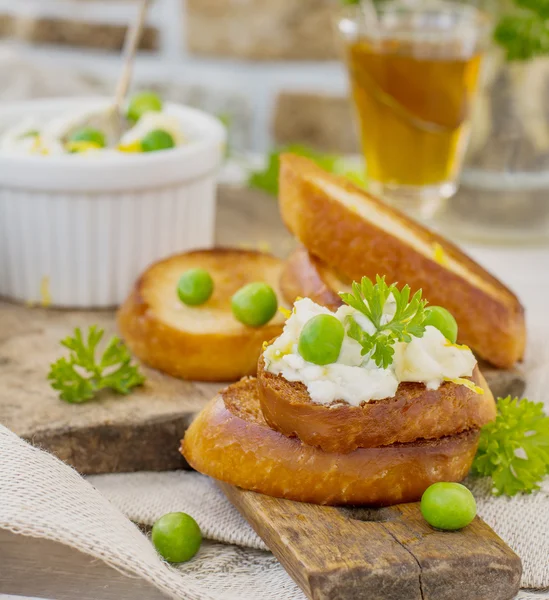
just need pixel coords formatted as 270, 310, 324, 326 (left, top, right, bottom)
0, 529, 169, 600
0, 300, 217, 473
220, 483, 522, 600
0, 185, 525, 475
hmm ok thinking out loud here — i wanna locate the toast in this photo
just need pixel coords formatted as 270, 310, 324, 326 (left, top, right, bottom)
278, 154, 526, 369
182, 378, 480, 506
258, 355, 495, 453
118, 249, 286, 382
280, 245, 348, 310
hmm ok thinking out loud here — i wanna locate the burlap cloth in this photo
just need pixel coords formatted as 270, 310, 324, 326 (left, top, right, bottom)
0, 330, 548, 599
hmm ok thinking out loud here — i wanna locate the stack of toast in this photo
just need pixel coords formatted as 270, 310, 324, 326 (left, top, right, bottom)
180, 154, 523, 506
183, 377, 485, 505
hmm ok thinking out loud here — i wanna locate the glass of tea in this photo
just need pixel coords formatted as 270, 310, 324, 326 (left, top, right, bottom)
337, 0, 491, 219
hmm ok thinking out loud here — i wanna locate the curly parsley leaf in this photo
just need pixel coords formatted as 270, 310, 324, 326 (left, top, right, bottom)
471, 396, 549, 496
340, 276, 427, 369
247, 144, 366, 197
48, 326, 145, 403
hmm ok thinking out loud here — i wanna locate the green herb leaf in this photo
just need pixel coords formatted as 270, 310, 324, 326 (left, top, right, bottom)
340, 275, 427, 369
515, 0, 549, 19
495, 14, 549, 61
48, 326, 145, 403
472, 396, 549, 496
247, 144, 366, 196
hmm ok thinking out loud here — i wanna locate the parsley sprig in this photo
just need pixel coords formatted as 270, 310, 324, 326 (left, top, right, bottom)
340, 276, 427, 369
472, 396, 549, 496
48, 326, 145, 403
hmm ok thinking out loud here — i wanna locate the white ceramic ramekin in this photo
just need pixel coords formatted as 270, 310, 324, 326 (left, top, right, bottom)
0, 97, 226, 308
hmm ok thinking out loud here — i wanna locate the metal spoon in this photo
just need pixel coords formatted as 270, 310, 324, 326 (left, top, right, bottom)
68, 0, 152, 146
107, 0, 152, 143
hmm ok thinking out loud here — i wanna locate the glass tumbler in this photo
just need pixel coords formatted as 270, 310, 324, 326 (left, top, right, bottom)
336, 0, 492, 219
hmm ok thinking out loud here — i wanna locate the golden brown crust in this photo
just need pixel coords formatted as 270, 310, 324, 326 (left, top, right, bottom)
117, 249, 286, 382
278, 154, 526, 369
257, 356, 495, 453
182, 378, 480, 506
280, 245, 347, 310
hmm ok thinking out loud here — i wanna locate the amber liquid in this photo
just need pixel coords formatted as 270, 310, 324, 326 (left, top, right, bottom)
346, 39, 482, 187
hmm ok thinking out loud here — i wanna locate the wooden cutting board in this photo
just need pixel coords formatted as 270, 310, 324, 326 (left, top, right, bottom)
220, 483, 522, 600
0, 186, 526, 474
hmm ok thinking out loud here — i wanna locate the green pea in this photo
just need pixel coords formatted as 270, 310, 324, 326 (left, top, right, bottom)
231, 282, 278, 327
127, 90, 163, 122
141, 129, 175, 152
177, 268, 214, 306
69, 127, 106, 148
151, 512, 202, 563
298, 314, 345, 365
424, 306, 458, 343
421, 482, 477, 531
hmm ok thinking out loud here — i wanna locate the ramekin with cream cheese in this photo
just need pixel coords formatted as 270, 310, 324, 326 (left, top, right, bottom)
263, 297, 477, 406
0, 97, 225, 307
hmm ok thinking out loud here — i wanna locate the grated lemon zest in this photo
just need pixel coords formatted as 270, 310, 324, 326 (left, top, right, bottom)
432, 242, 448, 266
31, 136, 41, 153
444, 340, 470, 351
278, 343, 294, 358
444, 377, 484, 394
40, 276, 51, 307
117, 140, 142, 153
31, 136, 50, 156
67, 140, 101, 153
262, 340, 269, 351
279, 306, 292, 319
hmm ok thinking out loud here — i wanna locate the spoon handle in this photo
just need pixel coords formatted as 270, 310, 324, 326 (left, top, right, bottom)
113, 0, 152, 112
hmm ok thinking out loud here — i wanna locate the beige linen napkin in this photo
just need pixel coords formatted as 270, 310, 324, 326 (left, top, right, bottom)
0, 425, 303, 600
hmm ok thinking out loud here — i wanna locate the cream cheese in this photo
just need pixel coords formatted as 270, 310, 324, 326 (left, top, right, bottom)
263, 297, 477, 406
119, 112, 185, 147
0, 107, 185, 157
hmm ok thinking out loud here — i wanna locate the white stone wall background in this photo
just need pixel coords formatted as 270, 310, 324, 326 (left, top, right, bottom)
0, 0, 349, 151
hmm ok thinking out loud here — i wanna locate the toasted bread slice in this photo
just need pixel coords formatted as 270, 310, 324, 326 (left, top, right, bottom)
280, 245, 348, 310
279, 154, 526, 369
118, 249, 286, 382
257, 355, 495, 453
182, 378, 479, 506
